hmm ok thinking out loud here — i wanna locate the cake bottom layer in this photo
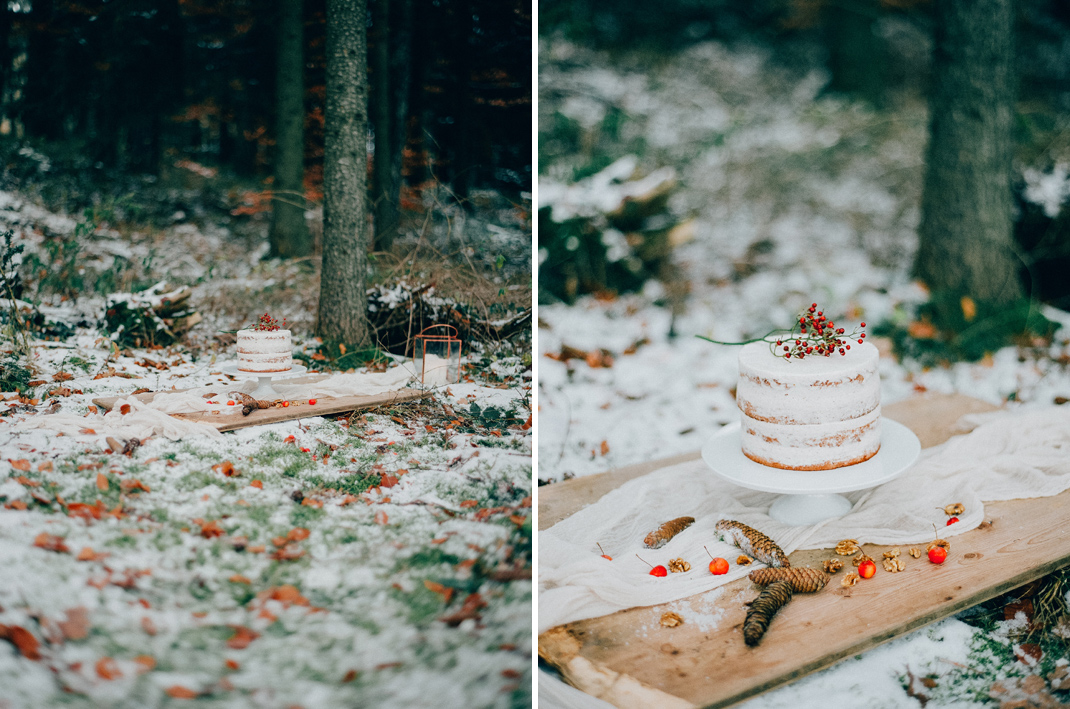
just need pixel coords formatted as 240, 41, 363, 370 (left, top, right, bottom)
238, 352, 292, 373
740, 406, 881, 471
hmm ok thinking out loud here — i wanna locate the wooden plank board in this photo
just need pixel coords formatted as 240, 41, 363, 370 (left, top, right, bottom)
537, 393, 1057, 709
92, 388, 430, 432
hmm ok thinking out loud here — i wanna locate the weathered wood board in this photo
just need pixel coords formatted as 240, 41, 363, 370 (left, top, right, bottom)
92, 387, 430, 432
536, 393, 1070, 709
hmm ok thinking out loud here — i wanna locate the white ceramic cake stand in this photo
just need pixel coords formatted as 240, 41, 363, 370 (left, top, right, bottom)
702, 419, 921, 526
219, 363, 308, 399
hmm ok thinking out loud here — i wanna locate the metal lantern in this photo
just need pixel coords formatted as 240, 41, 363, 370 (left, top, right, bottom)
413, 324, 462, 385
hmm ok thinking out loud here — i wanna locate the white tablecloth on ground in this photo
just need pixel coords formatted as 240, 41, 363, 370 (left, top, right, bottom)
538, 407, 1070, 634
21, 362, 435, 442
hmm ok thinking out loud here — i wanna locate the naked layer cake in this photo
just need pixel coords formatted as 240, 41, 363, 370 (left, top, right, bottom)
736, 339, 881, 470
237, 329, 292, 373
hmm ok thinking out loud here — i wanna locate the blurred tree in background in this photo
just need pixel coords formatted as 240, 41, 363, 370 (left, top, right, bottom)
4, 0, 531, 251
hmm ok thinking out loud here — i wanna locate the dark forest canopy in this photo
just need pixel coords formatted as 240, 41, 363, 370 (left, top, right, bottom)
4, 0, 531, 210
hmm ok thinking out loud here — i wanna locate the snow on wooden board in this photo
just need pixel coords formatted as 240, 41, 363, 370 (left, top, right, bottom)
535, 394, 1070, 709
92, 389, 431, 432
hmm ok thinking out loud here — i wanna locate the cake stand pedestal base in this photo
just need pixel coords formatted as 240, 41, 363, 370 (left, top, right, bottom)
219, 363, 308, 400
769, 493, 852, 526
702, 420, 921, 527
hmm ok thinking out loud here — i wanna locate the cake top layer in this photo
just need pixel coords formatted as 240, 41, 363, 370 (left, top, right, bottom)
739, 339, 879, 380
238, 329, 290, 338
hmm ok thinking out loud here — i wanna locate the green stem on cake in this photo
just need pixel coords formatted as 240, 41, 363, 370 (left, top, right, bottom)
695, 328, 794, 346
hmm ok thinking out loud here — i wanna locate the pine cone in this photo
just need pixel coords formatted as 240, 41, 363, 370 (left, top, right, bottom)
743, 580, 793, 646
644, 517, 695, 549
668, 558, 691, 573
748, 566, 829, 593
234, 392, 272, 417
835, 539, 860, 556
715, 519, 789, 568
823, 558, 844, 574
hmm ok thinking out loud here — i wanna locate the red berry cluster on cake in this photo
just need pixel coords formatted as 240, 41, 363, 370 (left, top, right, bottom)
237, 314, 292, 373
735, 304, 880, 470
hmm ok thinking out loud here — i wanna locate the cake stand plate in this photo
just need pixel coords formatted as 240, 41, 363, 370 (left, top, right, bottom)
702, 419, 921, 526
219, 363, 308, 399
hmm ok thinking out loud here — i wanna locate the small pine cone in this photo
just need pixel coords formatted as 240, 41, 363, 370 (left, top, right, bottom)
715, 519, 789, 568
882, 548, 901, 559
748, 566, 829, 593
908, 547, 923, 558
841, 573, 859, 588
944, 503, 965, 516
667, 558, 691, 573
882, 557, 906, 573
644, 517, 695, 549
823, 558, 844, 574
737, 555, 753, 566
835, 539, 860, 556
742, 580, 793, 646
661, 612, 684, 628
852, 553, 873, 567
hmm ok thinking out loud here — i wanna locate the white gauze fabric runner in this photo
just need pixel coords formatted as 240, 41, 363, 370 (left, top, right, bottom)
22, 361, 432, 442
538, 406, 1070, 633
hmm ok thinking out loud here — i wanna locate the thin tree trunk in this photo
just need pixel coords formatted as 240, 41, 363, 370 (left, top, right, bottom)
387, 0, 413, 233
915, 0, 1022, 323
270, 0, 311, 258
317, 0, 371, 346
370, 0, 399, 251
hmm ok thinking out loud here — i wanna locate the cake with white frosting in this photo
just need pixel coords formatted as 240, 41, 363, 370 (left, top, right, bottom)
736, 339, 881, 470
237, 328, 292, 373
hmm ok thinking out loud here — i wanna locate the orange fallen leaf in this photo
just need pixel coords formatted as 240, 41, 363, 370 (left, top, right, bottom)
165, 686, 199, 699
267, 584, 309, 606
226, 625, 260, 650
440, 592, 488, 626
250, 479, 263, 489
212, 460, 238, 477
908, 319, 937, 339
287, 527, 310, 542
424, 580, 455, 604
15, 475, 39, 487
459, 500, 478, 508
119, 403, 131, 415
1, 625, 41, 659
96, 472, 109, 491
225, 659, 241, 671
4, 500, 27, 510
200, 520, 225, 538
375, 510, 388, 525
53, 371, 74, 382
342, 669, 358, 682
301, 497, 323, 508
8, 459, 30, 471
34, 532, 69, 553
96, 656, 122, 680
121, 478, 150, 493
519, 496, 531, 508
76, 547, 108, 562
133, 655, 155, 672
57, 606, 90, 640
271, 546, 305, 562
380, 473, 399, 488
68, 502, 105, 521
600, 440, 610, 456
247, 545, 266, 554
521, 415, 532, 430
80, 428, 96, 435
38, 461, 53, 472
228, 574, 252, 584
141, 617, 157, 636
272, 536, 288, 548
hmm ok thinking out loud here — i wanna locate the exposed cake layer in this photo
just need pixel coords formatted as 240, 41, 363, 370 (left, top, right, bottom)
740, 406, 881, 470
737, 340, 880, 425
237, 329, 292, 372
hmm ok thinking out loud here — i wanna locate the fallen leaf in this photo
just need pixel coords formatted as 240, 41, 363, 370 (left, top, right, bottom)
212, 461, 238, 477
141, 617, 157, 636
165, 686, 199, 699
600, 440, 610, 456
133, 655, 155, 672
424, 580, 455, 604
200, 520, 225, 538
519, 496, 531, 508
53, 371, 74, 382
119, 404, 131, 415
120, 478, 150, 493
96, 656, 122, 680
33, 532, 69, 553
57, 607, 90, 640
80, 428, 96, 435
459, 500, 478, 508
301, 497, 323, 508
250, 479, 263, 489
228, 574, 252, 584
96, 472, 109, 491
287, 527, 310, 542
8, 459, 30, 471
0, 625, 41, 659
225, 659, 240, 671
226, 626, 260, 650
68, 502, 105, 521
271, 546, 305, 562
267, 585, 309, 606
380, 473, 399, 488
4, 500, 27, 510
342, 669, 358, 682
521, 415, 532, 430
440, 593, 487, 626
375, 510, 388, 525
37, 461, 53, 472
76, 546, 108, 561
960, 295, 977, 322
15, 475, 39, 487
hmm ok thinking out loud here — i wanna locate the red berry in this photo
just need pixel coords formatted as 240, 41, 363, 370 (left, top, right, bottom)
928, 546, 947, 564
308, 399, 317, 405
597, 543, 612, 560
709, 558, 729, 575
946, 517, 959, 525
861, 333, 866, 338
301, 447, 310, 453
812, 303, 817, 308
227, 400, 235, 406
858, 559, 876, 579
860, 322, 866, 327
858, 339, 863, 344
783, 346, 789, 352
650, 565, 668, 577
846, 345, 851, 350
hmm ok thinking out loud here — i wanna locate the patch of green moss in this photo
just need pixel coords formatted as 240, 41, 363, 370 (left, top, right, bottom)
290, 503, 326, 527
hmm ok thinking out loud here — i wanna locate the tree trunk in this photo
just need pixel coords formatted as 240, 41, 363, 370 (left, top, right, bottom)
370, 0, 399, 252
269, 0, 311, 258
317, 0, 371, 346
388, 0, 413, 230
915, 0, 1023, 326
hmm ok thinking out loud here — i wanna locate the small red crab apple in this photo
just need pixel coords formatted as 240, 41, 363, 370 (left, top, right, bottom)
636, 554, 667, 577
704, 546, 729, 575
857, 558, 876, 579
597, 543, 612, 561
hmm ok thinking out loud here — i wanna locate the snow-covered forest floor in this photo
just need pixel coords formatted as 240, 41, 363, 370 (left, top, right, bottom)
0, 162, 533, 708
538, 35, 1070, 708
